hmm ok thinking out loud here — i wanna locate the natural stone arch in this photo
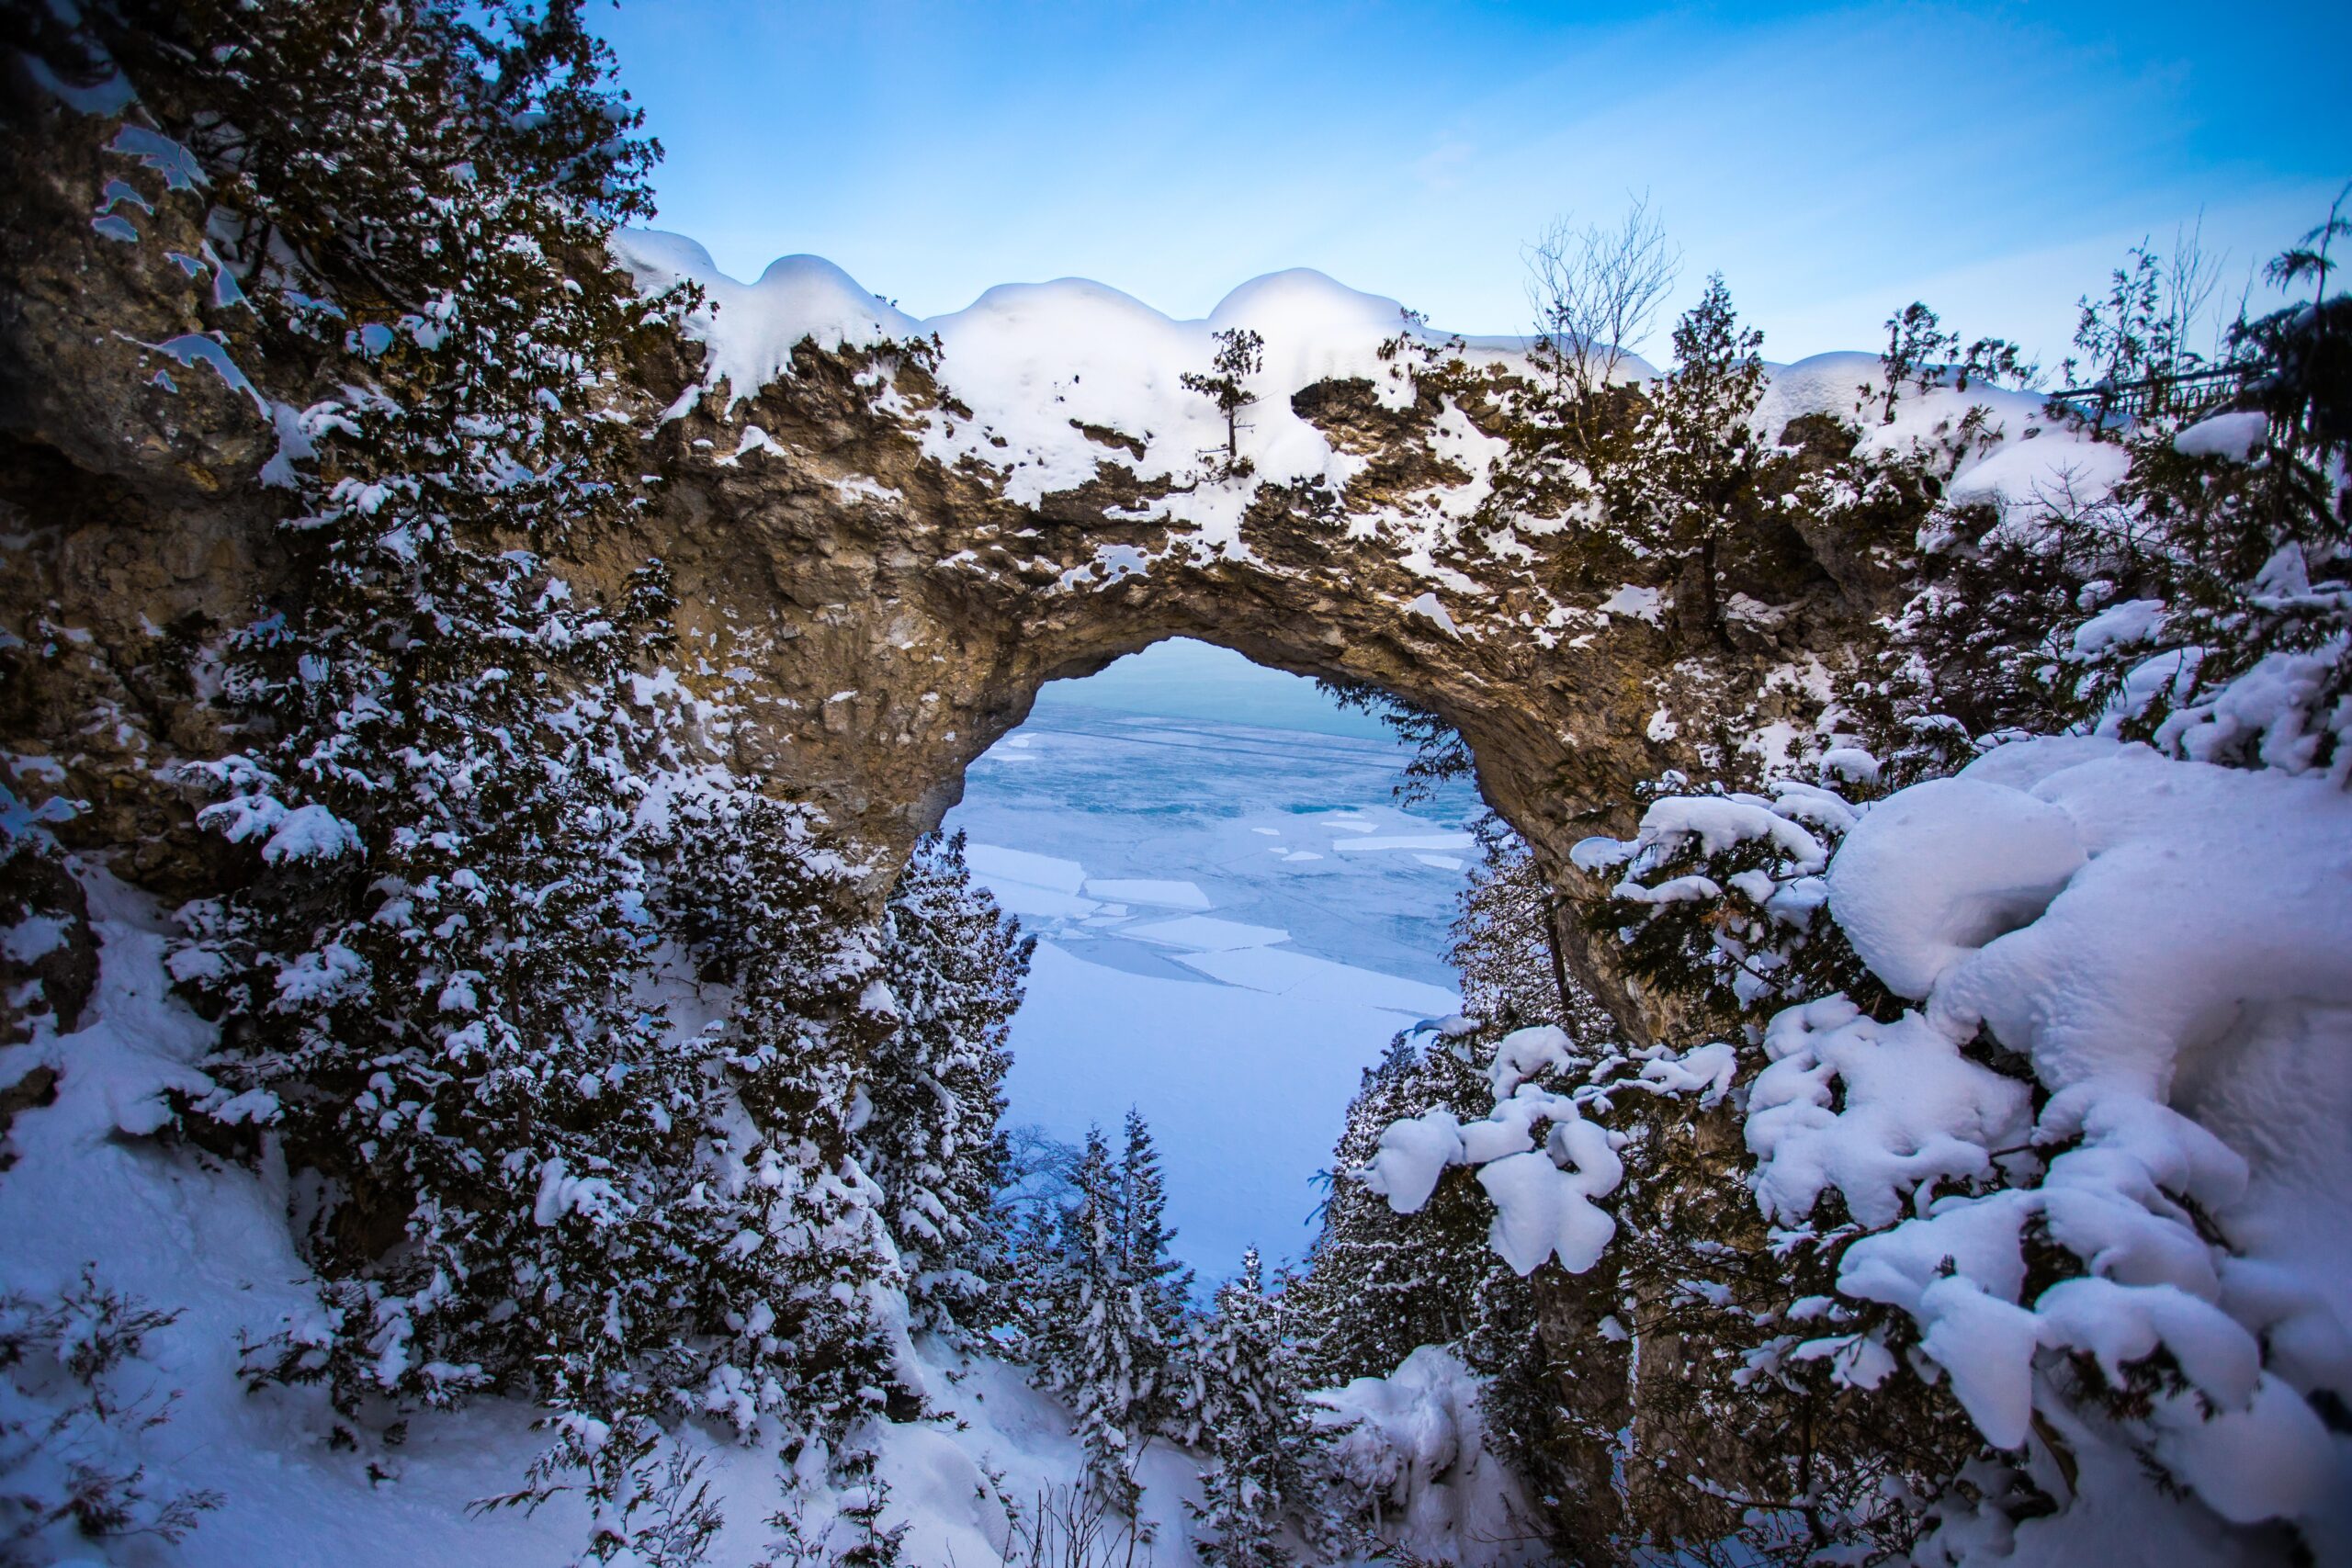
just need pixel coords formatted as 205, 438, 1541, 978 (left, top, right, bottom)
622, 292, 1885, 1040
0, 180, 1894, 1043
0, 195, 1901, 1552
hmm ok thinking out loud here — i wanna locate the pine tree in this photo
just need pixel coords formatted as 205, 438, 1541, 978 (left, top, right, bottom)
137, 0, 711, 1444
1446, 817, 1613, 1039
1284, 1030, 1527, 1388
865, 831, 1033, 1336
1616, 273, 1767, 642
1182, 327, 1266, 467
1025, 1127, 1159, 1510
652, 782, 911, 1448
1187, 1251, 1338, 1568
47, 1, 926, 1539
1116, 1108, 1194, 1432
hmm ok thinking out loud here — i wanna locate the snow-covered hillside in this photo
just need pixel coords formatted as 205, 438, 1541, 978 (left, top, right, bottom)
0, 862, 1540, 1567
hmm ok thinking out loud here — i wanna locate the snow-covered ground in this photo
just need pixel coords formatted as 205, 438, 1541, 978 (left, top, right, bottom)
0, 864, 1224, 1565
0, 851, 1527, 1567
944, 641, 1481, 1284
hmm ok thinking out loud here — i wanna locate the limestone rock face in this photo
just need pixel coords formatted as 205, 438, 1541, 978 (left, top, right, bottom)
0, 100, 1889, 1040
0, 107, 285, 897
599, 326, 1884, 1040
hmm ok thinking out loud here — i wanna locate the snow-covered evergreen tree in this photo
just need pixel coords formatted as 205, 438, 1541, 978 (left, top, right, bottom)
44, 2, 946, 1545
1284, 1028, 1518, 1388
1615, 273, 1769, 642
650, 781, 911, 1447
1018, 1111, 1197, 1508
141, 0, 715, 1453
1186, 1250, 1340, 1568
1115, 1108, 1195, 1429
1445, 817, 1618, 1041
1023, 1127, 1159, 1508
865, 831, 1033, 1336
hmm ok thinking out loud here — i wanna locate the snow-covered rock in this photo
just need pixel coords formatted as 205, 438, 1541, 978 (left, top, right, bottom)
1318, 1346, 1544, 1564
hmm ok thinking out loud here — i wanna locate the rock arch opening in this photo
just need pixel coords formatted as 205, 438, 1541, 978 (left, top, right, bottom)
933, 637, 1488, 1283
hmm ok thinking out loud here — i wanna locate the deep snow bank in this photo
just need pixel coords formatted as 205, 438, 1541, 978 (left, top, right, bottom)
1793, 738, 2352, 1560
1319, 1345, 1543, 1564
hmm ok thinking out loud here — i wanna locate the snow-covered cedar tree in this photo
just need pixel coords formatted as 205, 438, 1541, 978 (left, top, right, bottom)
1541, 761, 1992, 1558
865, 831, 1033, 1337
16, 1, 953, 1551
1186, 1250, 1348, 1568
1343, 759, 1993, 1559
1116, 1109, 1197, 1427
644, 782, 916, 1443
1287, 1025, 1516, 1386
1611, 273, 1770, 643
0, 1269, 222, 1561
1019, 1116, 1195, 1512
1182, 326, 1265, 468
114, 0, 718, 1437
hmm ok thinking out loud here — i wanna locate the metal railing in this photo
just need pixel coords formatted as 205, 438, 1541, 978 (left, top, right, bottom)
2046, 367, 2244, 428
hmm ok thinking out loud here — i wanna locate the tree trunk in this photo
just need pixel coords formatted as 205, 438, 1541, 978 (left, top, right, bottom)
1699, 533, 1719, 640
1541, 894, 1577, 1032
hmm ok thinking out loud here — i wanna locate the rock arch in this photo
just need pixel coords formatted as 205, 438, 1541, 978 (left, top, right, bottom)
610, 239, 1895, 1035
0, 199, 1898, 1039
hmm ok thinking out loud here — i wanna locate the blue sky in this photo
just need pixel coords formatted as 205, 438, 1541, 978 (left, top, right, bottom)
597, 2, 2349, 367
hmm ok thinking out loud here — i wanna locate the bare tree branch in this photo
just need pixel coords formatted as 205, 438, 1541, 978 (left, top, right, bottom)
1522, 192, 1681, 461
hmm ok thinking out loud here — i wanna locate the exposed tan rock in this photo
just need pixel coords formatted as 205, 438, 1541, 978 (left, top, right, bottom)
0, 95, 1885, 1042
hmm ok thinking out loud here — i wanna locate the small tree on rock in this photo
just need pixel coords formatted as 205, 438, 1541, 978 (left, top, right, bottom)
1183, 327, 1265, 467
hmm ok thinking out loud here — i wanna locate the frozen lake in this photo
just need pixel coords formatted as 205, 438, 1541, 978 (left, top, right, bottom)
941, 640, 1482, 1285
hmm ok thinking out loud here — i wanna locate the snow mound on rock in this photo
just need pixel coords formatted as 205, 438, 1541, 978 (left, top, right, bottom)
1318, 1345, 1544, 1564
611, 231, 918, 408
1781, 737, 2352, 1542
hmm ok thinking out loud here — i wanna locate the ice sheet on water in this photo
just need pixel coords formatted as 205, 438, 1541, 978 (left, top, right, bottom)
944, 667, 1482, 1280
1333, 831, 1476, 853
1171, 946, 1459, 1015
963, 842, 1086, 894
1125, 914, 1293, 951
1082, 878, 1213, 909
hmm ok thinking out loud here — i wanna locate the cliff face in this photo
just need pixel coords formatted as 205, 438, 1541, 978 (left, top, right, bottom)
1, 98, 1898, 1043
